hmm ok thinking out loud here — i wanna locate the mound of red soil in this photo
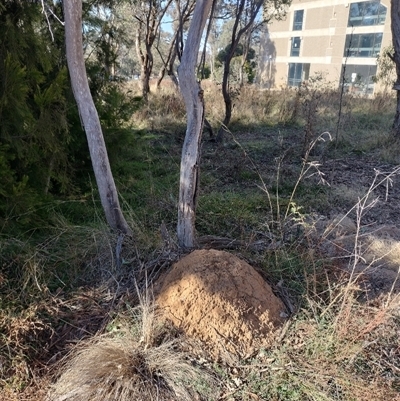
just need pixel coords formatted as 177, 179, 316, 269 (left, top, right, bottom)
154, 249, 285, 360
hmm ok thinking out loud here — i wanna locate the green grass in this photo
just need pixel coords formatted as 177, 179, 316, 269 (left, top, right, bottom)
197, 191, 269, 237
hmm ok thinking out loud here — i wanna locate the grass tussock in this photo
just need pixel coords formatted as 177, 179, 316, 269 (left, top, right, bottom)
47, 291, 216, 401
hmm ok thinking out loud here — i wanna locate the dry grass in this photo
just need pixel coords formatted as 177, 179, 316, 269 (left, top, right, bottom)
215, 267, 400, 401
48, 338, 202, 401
47, 289, 216, 401
212, 143, 400, 400
0, 216, 167, 398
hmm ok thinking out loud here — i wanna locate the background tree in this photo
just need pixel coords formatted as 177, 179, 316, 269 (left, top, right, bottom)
64, 0, 132, 235
391, 0, 400, 137
82, 1, 139, 87
238, 25, 258, 86
104, 2, 140, 80
155, 28, 180, 89
374, 44, 396, 92
216, 0, 290, 141
215, 42, 256, 84
216, 0, 263, 141
134, 0, 173, 100
155, 0, 196, 89
202, 9, 222, 81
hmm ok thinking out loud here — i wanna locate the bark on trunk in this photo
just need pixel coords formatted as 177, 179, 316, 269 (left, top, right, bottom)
177, 0, 213, 248
140, 60, 152, 100
64, 0, 132, 235
391, 0, 400, 136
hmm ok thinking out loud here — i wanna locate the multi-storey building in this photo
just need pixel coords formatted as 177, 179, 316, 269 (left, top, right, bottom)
258, 0, 392, 94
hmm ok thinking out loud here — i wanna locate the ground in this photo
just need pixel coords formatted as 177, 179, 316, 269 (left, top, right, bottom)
198, 123, 400, 298
2, 90, 400, 400
312, 156, 400, 296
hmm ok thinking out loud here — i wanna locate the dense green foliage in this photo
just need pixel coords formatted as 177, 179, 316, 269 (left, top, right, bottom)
0, 1, 138, 234
0, 1, 68, 226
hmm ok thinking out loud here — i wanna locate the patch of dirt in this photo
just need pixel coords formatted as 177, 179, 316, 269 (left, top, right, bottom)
315, 158, 400, 296
321, 158, 400, 225
307, 212, 400, 297
154, 249, 286, 360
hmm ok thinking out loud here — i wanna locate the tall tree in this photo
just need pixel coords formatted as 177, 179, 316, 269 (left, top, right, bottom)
391, 0, 400, 136
0, 0, 73, 224
216, 0, 263, 142
63, 0, 132, 235
156, 28, 180, 89
134, 0, 173, 100
86, 7, 123, 80
177, 0, 213, 248
216, 0, 290, 141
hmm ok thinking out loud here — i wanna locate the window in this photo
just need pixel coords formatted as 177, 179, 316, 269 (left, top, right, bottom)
293, 10, 304, 30
340, 64, 377, 94
344, 33, 382, 57
288, 63, 310, 87
291, 37, 301, 57
348, 1, 387, 27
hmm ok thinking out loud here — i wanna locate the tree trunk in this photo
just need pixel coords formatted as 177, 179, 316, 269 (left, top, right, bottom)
216, 0, 263, 142
63, 0, 132, 235
177, 0, 213, 248
215, 0, 245, 143
156, 33, 179, 90
140, 58, 152, 100
134, 0, 173, 100
198, 0, 217, 79
391, 0, 400, 136
394, 90, 400, 136
239, 29, 252, 88
156, 0, 195, 91
136, 28, 152, 101
222, 65, 233, 123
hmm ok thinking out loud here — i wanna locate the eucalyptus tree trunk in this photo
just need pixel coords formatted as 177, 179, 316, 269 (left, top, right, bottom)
135, 29, 153, 101
216, 0, 263, 142
64, 0, 132, 235
177, 0, 213, 248
391, 0, 400, 137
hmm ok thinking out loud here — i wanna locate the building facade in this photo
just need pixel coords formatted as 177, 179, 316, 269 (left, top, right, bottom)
258, 0, 392, 94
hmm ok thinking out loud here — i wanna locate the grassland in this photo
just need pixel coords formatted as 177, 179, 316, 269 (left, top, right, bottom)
1, 81, 400, 400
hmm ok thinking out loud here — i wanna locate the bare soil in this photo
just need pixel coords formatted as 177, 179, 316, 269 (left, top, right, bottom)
317, 157, 400, 296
